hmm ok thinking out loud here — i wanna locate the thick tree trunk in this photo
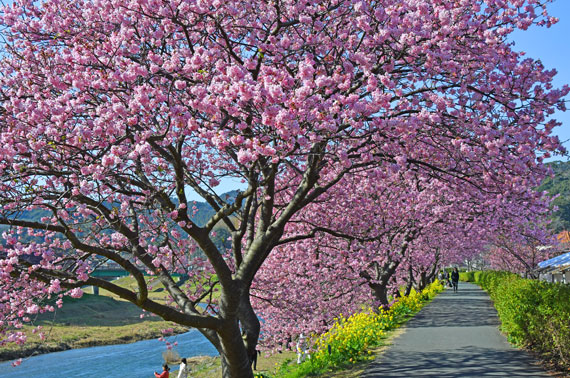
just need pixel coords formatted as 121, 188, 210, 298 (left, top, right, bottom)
217, 318, 254, 378
416, 271, 427, 292
427, 252, 440, 284
238, 286, 261, 368
362, 233, 416, 309
211, 277, 256, 378
391, 276, 401, 299
369, 281, 390, 309
362, 260, 401, 310
426, 260, 439, 284
404, 264, 414, 296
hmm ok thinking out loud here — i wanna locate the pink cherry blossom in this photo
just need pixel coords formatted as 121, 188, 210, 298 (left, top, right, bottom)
0, 1, 566, 377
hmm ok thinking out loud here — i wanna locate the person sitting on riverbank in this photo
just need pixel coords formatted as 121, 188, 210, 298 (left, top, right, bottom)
154, 363, 170, 378
177, 358, 190, 378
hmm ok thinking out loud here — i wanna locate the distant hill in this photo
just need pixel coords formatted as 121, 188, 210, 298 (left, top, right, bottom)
187, 189, 239, 227
538, 161, 570, 232
0, 191, 239, 250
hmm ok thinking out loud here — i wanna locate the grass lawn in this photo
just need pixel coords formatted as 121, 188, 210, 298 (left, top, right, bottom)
82, 275, 220, 304
173, 351, 298, 378
177, 328, 406, 378
34, 293, 154, 326
82, 276, 182, 304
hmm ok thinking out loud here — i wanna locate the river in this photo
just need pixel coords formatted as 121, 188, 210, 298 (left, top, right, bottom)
0, 329, 218, 377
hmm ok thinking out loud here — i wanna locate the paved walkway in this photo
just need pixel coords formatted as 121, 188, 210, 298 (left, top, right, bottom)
361, 282, 550, 377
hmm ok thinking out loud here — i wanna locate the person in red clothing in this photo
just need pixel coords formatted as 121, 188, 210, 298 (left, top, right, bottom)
154, 363, 170, 378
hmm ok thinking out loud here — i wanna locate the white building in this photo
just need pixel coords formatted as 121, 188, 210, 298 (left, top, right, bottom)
537, 251, 570, 284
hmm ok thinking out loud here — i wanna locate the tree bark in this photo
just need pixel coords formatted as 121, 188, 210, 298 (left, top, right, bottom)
362, 259, 401, 310
426, 259, 439, 284
404, 263, 414, 297
238, 286, 261, 368
416, 271, 427, 292
217, 317, 254, 378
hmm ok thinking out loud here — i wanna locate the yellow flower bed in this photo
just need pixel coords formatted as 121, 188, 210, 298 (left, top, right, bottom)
302, 280, 444, 374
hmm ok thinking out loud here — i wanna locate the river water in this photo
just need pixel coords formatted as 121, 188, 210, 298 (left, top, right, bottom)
0, 329, 218, 377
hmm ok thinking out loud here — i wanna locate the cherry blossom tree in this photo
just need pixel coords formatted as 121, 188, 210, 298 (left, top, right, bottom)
0, 0, 567, 376
484, 226, 557, 278
252, 164, 550, 349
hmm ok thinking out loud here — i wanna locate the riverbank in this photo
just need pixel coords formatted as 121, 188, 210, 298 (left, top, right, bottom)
0, 328, 218, 378
0, 321, 188, 362
0, 293, 187, 362
181, 328, 407, 378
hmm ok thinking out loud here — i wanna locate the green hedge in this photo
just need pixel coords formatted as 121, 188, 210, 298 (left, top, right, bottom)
460, 271, 570, 369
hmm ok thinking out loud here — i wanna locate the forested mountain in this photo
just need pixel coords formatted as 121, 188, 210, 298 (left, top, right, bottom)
539, 160, 570, 232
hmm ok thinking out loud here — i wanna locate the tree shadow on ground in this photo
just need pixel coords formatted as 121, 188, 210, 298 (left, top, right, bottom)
361, 346, 548, 377
406, 286, 500, 328
361, 283, 549, 377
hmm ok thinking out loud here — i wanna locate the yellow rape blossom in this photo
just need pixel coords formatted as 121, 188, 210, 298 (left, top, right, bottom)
302, 281, 444, 374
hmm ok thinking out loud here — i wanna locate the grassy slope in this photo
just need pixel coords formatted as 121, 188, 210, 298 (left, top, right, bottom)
0, 280, 188, 361
35, 293, 152, 326
1, 273, 224, 362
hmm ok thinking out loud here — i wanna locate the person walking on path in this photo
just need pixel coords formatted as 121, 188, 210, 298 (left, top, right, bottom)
451, 267, 459, 292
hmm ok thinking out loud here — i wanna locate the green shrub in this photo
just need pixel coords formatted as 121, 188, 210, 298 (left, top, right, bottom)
459, 271, 474, 282
468, 271, 570, 370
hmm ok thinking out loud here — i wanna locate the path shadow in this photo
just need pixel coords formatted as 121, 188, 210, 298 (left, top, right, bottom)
361, 346, 547, 377
404, 284, 500, 328
361, 283, 549, 377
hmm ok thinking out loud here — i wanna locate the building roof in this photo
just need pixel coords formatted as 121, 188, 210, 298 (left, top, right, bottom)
557, 230, 570, 244
537, 251, 570, 274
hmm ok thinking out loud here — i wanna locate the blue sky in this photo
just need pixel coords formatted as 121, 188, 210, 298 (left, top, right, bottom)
510, 0, 570, 161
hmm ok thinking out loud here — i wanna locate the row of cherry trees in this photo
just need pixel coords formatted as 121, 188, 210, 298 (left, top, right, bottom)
0, 0, 567, 377
252, 161, 556, 349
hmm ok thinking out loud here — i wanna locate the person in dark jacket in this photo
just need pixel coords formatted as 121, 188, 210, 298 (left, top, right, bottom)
451, 267, 460, 292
